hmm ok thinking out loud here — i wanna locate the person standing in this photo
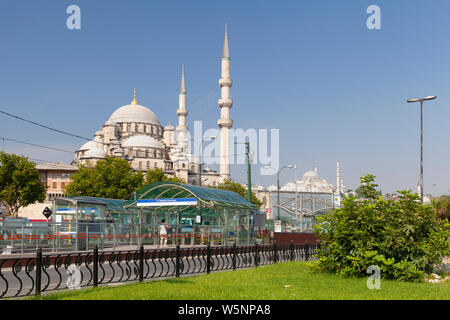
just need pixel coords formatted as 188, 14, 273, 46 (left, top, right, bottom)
159, 219, 168, 248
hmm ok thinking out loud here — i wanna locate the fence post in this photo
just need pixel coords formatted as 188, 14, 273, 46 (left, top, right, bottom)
93, 245, 98, 287
35, 248, 42, 296
139, 244, 144, 282
290, 240, 294, 261
206, 242, 211, 274
176, 243, 180, 278
273, 241, 277, 263
254, 243, 259, 267
232, 242, 237, 271
304, 241, 309, 261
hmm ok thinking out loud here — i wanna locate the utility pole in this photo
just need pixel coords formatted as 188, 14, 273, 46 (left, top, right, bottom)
235, 142, 252, 202
246, 142, 251, 202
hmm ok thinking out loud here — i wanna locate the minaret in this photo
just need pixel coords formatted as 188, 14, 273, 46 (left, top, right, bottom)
218, 24, 233, 180
176, 64, 188, 145
336, 161, 341, 195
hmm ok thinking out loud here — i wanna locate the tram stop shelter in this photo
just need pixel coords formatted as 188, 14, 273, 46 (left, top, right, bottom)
124, 181, 258, 245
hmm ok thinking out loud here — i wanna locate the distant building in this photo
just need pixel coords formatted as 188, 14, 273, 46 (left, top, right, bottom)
253, 165, 340, 223
17, 162, 78, 220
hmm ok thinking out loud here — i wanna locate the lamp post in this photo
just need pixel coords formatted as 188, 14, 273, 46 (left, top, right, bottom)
187, 136, 216, 186
274, 165, 293, 221
199, 136, 216, 186
407, 95, 437, 202
235, 142, 252, 201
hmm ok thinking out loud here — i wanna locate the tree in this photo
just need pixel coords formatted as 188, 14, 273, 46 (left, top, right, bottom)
0, 152, 46, 217
432, 196, 450, 222
354, 175, 382, 199
215, 179, 262, 208
66, 157, 144, 199
314, 174, 449, 281
145, 168, 185, 184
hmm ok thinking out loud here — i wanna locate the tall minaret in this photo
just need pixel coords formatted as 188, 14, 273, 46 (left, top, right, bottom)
177, 64, 188, 145
336, 161, 341, 195
218, 24, 233, 181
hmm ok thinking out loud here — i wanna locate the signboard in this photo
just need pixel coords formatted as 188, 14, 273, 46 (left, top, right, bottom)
333, 195, 341, 207
42, 207, 52, 219
137, 198, 197, 207
56, 208, 97, 214
274, 220, 282, 233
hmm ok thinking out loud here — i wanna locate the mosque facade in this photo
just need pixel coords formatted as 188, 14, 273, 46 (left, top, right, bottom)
72, 26, 234, 187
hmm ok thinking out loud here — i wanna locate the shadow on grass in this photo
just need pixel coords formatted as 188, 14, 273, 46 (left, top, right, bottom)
164, 278, 193, 284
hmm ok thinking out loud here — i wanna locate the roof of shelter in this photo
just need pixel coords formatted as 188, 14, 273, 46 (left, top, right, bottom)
58, 196, 128, 213
125, 181, 257, 210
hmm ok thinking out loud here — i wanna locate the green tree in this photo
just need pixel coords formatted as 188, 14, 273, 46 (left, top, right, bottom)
354, 174, 381, 200
66, 157, 144, 199
215, 179, 262, 208
432, 196, 450, 222
314, 174, 449, 281
145, 168, 185, 184
0, 152, 46, 217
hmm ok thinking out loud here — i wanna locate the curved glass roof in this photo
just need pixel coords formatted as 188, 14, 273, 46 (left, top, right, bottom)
125, 181, 257, 209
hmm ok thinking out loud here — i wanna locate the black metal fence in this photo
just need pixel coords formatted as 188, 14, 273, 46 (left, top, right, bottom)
0, 242, 319, 299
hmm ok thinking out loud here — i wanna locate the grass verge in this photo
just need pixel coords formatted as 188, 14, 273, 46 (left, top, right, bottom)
29, 262, 449, 300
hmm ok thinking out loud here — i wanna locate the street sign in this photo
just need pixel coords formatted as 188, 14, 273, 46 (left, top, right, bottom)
274, 220, 282, 233
42, 207, 52, 219
137, 198, 197, 207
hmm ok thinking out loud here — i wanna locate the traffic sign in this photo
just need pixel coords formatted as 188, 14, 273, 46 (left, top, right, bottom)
42, 207, 52, 219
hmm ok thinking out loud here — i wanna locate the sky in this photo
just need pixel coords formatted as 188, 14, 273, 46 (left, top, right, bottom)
1, 0, 450, 196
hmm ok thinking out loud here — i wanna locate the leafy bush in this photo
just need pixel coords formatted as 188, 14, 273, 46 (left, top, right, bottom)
314, 175, 449, 281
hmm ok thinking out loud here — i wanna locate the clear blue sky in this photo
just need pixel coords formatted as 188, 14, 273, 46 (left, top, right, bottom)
1, 0, 450, 195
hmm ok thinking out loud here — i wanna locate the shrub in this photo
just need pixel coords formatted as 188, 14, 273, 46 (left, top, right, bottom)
314, 175, 449, 281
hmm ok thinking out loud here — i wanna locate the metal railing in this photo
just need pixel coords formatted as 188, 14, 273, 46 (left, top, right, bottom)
0, 242, 319, 299
0, 222, 272, 254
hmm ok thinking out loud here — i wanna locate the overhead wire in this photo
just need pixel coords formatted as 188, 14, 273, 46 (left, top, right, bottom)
0, 136, 74, 154
0, 110, 94, 142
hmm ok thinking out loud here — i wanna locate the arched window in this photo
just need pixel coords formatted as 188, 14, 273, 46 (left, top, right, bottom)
138, 162, 142, 170
154, 162, 158, 169
147, 161, 150, 170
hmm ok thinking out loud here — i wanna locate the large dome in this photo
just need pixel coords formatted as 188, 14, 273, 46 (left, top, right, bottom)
108, 103, 160, 125
122, 135, 163, 149
302, 170, 319, 179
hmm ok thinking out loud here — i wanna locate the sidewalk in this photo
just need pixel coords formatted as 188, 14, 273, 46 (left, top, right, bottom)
0, 243, 244, 260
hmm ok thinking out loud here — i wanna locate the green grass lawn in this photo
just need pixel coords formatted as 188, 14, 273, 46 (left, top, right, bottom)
30, 262, 449, 300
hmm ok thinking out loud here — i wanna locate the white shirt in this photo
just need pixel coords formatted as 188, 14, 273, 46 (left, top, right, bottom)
159, 224, 167, 235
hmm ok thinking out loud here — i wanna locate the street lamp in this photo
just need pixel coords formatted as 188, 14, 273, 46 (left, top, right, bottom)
185, 136, 216, 186
198, 136, 216, 186
265, 164, 294, 221
407, 95, 437, 202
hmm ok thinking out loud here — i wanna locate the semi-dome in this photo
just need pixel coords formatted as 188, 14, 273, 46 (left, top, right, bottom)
281, 182, 296, 191
122, 135, 163, 149
83, 148, 107, 159
78, 138, 102, 151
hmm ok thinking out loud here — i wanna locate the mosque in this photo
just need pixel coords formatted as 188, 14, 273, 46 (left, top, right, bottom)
72, 25, 235, 187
